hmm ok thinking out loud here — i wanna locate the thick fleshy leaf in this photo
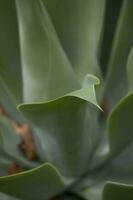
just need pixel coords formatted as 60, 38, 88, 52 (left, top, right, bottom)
108, 93, 133, 154
43, 0, 105, 81
0, 193, 18, 200
103, 182, 133, 200
100, 0, 122, 75
104, 0, 133, 109
72, 176, 105, 200
127, 47, 133, 92
0, 157, 9, 176
19, 75, 100, 179
72, 93, 133, 199
0, 163, 64, 200
0, 1, 23, 121
15, 0, 79, 103
100, 93, 133, 184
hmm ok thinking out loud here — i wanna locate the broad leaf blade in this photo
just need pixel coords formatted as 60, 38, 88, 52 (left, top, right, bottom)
104, 0, 133, 109
108, 93, 133, 154
19, 75, 100, 179
15, 0, 79, 103
127, 47, 133, 92
100, 0, 122, 75
0, 163, 64, 200
0, 0, 22, 104
43, 0, 105, 81
103, 182, 133, 200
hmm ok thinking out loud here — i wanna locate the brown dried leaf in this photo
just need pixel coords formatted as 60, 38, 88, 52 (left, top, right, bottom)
0, 105, 38, 161
12, 122, 38, 161
8, 161, 24, 175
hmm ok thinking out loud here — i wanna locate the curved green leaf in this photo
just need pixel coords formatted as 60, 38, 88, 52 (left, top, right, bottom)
0, 0, 22, 105
108, 93, 133, 154
72, 178, 105, 200
73, 93, 133, 199
0, 193, 18, 200
100, 0, 122, 75
0, 163, 64, 200
127, 47, 133, 92
0, 0, 23, 121
0, 157, 9, 177
101, 93, 133, 184
104, 0, 133, 109
43, 0, 105, 81
15, 0, 79, 103
103, 182, 133, 200
19, 75, 100, 179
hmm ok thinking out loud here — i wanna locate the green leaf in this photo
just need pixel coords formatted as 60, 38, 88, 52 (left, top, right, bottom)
0, 0, 22, 104
99, 93, 133, 185
19, 74, 100, 179
73, 93, 133, 199
43, 0, 105, 81
127, 47, 133, 92
0, 1, 23, 121
0, 163, 64, 200
0, 157, 9, 176
15, 0, 79, 103
108, 93, 133, 154
104, 0, 133, 109
100, 0, 122, 75
72, 178, 105, 200
0, 193, 18, 200
103, 182, 133, 200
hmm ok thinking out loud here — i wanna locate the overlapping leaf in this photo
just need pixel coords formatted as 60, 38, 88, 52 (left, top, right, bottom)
103, 182, 133, 200
0, 163, 64, 200
15, 0, 79, 103
19, 74, 100, 179
0, 0, 133, 200
127, 47, 133, 92
0, 1, 23, 120
43, 0, 105, 81
15, 0, 102, 180
104, 0, 133, 109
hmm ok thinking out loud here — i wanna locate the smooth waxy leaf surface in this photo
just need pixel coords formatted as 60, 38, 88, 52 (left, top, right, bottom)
103, 182, 133, 200
108, 93, 133, 154
43, 0, 105, 81
0, 1, 23, 121
104, 0, 133, 109
1, 1, 133, 200
15, 0, 106, 104
100, 0, 122, 75
0, 163, 64, 200
0, 1, 22, 104
72, 93, 133, 199
127, 47, 133, 92
15, 0, 79, 103
19, 75, 100, 179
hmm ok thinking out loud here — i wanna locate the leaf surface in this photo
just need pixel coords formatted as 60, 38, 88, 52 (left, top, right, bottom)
127, 47, 133, 92
104, 0, 133, 109
0, 163, 64, 200
103, 182, 133, 200
43, 0, 105, 81
19, 75, 100, 179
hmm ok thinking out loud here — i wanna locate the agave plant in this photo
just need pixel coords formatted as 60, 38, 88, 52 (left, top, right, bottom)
0, 0, 133, 199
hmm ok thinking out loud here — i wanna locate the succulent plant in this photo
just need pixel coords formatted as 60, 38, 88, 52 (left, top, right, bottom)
0, 0, 133, 199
